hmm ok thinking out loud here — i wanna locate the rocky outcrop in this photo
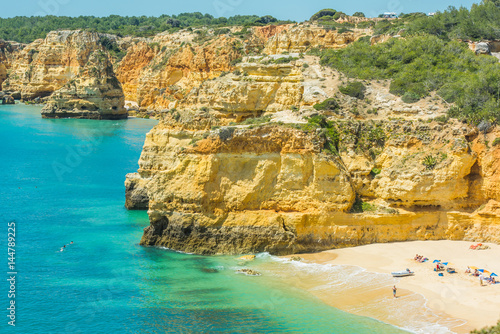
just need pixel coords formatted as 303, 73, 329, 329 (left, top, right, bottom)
114, 25, 367, 113
125, 172, 150, 209
3, 30, 112, 100
180, 60, 305, 120
253, 25, 291, 40
116, 32, 243, 111
263, 25, 366, 54
129, 114, 500, 255
0, 40, 16, 91
41, 50, 126, 119
1, 94, 15, 104
467, 40, 500, 56
370, 34, 391, 45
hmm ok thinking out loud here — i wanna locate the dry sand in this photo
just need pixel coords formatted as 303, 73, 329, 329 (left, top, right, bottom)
288, 240, 500, 333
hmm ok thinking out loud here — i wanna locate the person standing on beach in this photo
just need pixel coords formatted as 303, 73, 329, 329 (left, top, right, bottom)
392, 285, 397, 298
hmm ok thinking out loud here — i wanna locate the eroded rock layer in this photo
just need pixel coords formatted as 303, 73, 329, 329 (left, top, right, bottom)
41, 50, 126, 119
3, 30, 107, 100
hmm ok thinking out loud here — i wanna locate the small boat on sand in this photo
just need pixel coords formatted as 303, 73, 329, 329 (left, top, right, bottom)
392, 269, 414, 277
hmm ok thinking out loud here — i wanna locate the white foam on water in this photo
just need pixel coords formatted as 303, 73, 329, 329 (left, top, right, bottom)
257, 254, 463, 334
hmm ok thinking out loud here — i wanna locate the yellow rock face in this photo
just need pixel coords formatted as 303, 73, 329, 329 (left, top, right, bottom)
263, 26, 366, 54
130, 116, 500, 255
181, 62, 304, 119
114, 24, 365, 113
0, 40, 13, 90
116, 33, 242, 111
3, 30, 112, 100
41, 50, 126, 119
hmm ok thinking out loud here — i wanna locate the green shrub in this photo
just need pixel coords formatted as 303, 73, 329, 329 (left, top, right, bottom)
350, 198, 376, 213
310, 9, 337, 21
433, 115, 449, 123
230, 57, 243, 66
337, 27, 353, 34
339, 81, 366, 99
218, 127, 236, 141
214, 28, 230, 35
313, 98, 340, 112
357, 21, 375, 29
241, 115, 272, 125
333, 12, 346, 20
352, 12, 365, 18
401, 92, 421, 103
470, 320, 500, 334
273, 57, 299, 64
305, 115, 340, 154
362, 202, 377, 212
317, 33, 500, 124
492, 138, 500, 146
422, 154, 438, 169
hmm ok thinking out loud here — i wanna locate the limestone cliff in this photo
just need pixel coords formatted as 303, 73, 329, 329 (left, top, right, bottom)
0, 40, 12, 90
116, 31, 244, 111
114, 24, 366, 113
0, 40, 21, 91
263, 25, 367, 54
41, 50, 127, 119
127, 113, 500, 255
3, 30, 114, 100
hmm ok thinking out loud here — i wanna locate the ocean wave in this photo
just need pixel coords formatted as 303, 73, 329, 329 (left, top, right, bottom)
257, 254, 462, 334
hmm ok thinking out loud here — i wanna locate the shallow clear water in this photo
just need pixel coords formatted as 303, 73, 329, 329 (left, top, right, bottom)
0, 105, 406, 333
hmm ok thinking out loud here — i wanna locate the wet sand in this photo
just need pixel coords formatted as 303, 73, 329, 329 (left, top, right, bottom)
285, 240, 500, 333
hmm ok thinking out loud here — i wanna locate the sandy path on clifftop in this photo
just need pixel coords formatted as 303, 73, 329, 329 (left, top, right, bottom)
283, 241, 500, 333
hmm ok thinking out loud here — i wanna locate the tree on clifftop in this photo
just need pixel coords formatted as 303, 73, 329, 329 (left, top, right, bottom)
310, 9, 337, 21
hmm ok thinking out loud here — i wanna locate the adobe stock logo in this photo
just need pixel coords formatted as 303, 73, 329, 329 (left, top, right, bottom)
34, 0, 70, 16
213, 0, 244, 17
52, 130, 104, 182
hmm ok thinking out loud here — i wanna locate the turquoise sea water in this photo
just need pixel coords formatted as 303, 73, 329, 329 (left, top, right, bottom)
0, 105, 406, 333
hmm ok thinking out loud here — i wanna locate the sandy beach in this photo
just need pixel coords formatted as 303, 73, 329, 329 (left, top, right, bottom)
278, 241, 500, 333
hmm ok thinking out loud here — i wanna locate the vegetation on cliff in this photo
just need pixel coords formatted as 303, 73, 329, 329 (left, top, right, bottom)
405, 0, 500, 40
370, 1, 500, 41
0, 13, 292, 43
319, 34, 500, 124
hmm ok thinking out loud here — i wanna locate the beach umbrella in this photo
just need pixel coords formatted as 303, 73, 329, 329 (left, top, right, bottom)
478, 269, 485, 273
469, 266, 479, 270
442, 262, 448, 266
433, 260, 440, 263
491, 273, 498, 277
